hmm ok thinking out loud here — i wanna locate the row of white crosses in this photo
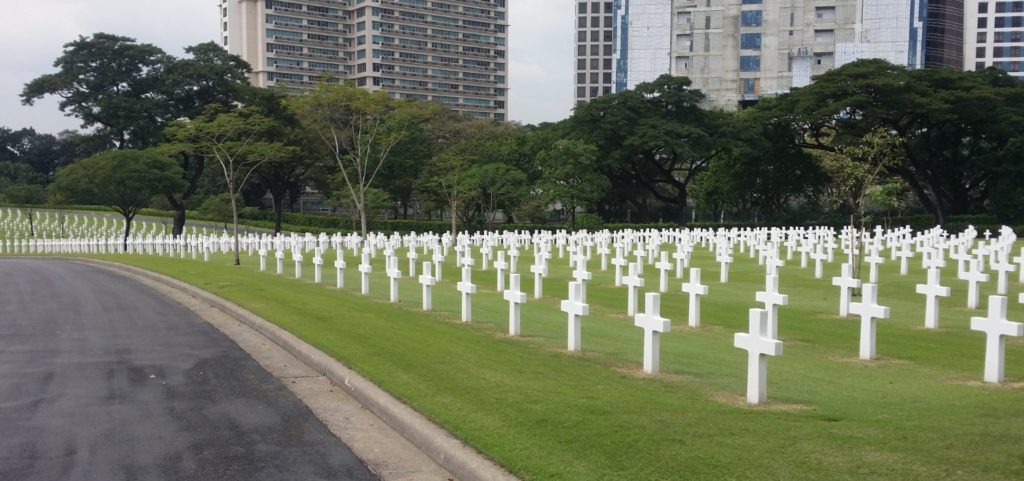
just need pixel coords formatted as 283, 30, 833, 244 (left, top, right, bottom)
4, 216, 1023, 397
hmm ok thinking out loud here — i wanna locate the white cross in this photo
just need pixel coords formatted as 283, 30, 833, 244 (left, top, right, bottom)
922, 249, 946, 271
916, 267, 951, 329
991, 255, 1016, 295
418, 261, 436, 311
258, 248, 267, 272
293, 251, 304, 279
560, 281, 589, 352
1013, 247, 1024, 284
530, 258, 548, 299
849, 283, 890, 360
611, 247, 628, 287
633, 245, 646, 275
717, 248, 733, 283
313, 248, 324, 284
755, 274, 789, 339
894, 244, 914, 276
734, 308, 783, 405
810, 248, 828, 279
432, 248, 445, 282
508, 248, 520, 274
765, 253, 785, 277
275, 249, 285, 275
457, 265, 477, 322
970, 295, 1023, 383
958, 258, 989, 310
386, 255, 402, 303
672, 244, 690, 278
359, 251, 373, 295
407, 248, 419, 277
493, 250, 508, 292
680, 267, 709, 328
655, 252, 673, 293
504, 273, 527, 336
572, 252, 592, 300
635, 292, 671, 373
831, 263, 861, 317
460, 246, 475, 268
597, 243, 610, 271
623, 262, 646, 316
864, 249, 885, 284
334, 249, 346, 289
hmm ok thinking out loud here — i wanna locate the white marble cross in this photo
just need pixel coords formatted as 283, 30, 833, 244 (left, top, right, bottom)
529, 256, 548, 299
672, 244, 690, 278
293, 251, 304, 279
623, 262, 646, 316
916, 267, 951, 329
334, 249, 346, 289
560, 281, 589, 352
635, 292, 671, 374
959, 258, 989, 310
680, 267, 709, 328
894, 244, 913, 276
457, 265, 477, 322
864, 248, 884, 284
597, 243, 610, 271
418, 261, 436, 311
753, 272, 787, 335
275, 249, 285, 275
258, 248, 267, 272
970, 295, 1023, 383
734, 308, 783, 405
655, 252, 672, 293
849, 283, 890, 360
313, 248, 324, 284
810, 248, 827, 279
504, 273, 527, 336
831, 263, 861, 317
1013, 248, 1024, 284
493, 250, 508, 292
386, 255, 402, 303
992, 255, 1016, 295
359, 251, 372, 295
717, 248, 733, 283
407, 248, 419, 277
611, 247, 628, 287
571, 251, 592, 301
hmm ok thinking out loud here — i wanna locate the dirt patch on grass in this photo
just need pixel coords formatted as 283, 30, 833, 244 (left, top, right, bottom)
612, 366, 697, 383
826, 355, 911, 367
947, 379, 1024, 389
710, 392, 813, 411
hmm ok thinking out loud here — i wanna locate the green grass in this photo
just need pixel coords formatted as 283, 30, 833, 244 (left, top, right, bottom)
43, 244, 1024, 480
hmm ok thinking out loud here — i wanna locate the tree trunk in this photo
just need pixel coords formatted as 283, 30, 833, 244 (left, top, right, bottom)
230, 190, 240, 266
27, 210, 35, 238
676, 188, 689, 225
450, 200, 458, 236
122, 213, 133, 252
172, 206, 187, 237
270, 188, 286, 234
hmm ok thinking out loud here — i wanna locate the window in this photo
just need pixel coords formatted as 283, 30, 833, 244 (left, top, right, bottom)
978, 32, 988, 43
742, 78, 759, 95
814, 29, 835, 43
579, 2, 587, 14
978, 46, 987, 59
979, 1, 989, 13
979, 17, 988, 28
976, 62, 987, 71
740, 33, 761, 49
741, 11, 762, 27
578, 31, 587, 42
815, 6, 836, 21
741, 0, 762, 4
740, 55, 760, 72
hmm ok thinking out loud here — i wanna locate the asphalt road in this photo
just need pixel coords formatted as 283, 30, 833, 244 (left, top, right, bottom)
0, 259, 377, 481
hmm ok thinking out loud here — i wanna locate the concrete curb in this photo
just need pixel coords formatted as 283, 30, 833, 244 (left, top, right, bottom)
72, 258, 520, 481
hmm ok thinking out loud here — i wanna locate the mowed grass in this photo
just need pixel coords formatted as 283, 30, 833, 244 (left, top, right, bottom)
63, 242, 1024, 480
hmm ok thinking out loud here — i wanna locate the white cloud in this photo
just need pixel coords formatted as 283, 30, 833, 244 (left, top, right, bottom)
0, 0, 574, 133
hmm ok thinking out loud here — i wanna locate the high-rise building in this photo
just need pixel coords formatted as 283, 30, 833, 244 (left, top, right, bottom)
922, 0, 965, 69
964, 0, 1024, 79
574, 0, 673, 105
836, 0, 925, 70
670, 0, 859, 110
223, 0, 508, 121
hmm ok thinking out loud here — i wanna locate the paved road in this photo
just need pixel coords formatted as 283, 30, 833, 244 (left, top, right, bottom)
0, 259, 377, 481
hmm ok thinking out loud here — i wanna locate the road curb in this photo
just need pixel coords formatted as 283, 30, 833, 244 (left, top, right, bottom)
73, 258, 520, 481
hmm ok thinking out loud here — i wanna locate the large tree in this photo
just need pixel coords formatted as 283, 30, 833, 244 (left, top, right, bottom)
292, 83, 409, 237
754, 59, 1024, 223
50, 150, 184, 249
569, 75, 731, 224
536, 139, 609, 229
164, 105, 293, 265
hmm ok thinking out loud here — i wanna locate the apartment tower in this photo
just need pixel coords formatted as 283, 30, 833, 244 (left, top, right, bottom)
222, 0, 508, 121
964, 0, 1024, 78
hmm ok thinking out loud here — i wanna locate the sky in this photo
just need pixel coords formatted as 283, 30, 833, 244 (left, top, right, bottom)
0, 0, 574, 134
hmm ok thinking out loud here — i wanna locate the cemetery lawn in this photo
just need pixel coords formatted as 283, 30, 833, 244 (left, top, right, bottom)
94, 248, 1023, 481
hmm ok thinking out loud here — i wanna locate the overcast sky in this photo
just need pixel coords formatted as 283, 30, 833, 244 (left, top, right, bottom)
0, 0, 574, 134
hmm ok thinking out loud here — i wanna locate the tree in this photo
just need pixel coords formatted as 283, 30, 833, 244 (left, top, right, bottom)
754, 59, 1024, 223
163, 105, 293, 265
469, 163, 529, 229
50, 150, 184, 249
569, 75, 730, 223
292, 83, 408, 237
420, 152, 474, 235
1, 184, 47, 237
21, 33, 173, 150
537, 139, 609, 229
